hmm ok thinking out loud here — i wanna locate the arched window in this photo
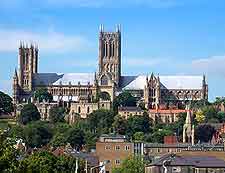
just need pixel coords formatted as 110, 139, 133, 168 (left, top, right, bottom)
99, 92, 111, 101
87, 107, 90, 113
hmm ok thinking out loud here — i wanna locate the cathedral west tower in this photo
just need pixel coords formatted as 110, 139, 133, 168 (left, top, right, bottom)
98, 25, 121, 86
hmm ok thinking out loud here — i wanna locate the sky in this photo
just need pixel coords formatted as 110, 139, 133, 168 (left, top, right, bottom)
0, 0, 225, 101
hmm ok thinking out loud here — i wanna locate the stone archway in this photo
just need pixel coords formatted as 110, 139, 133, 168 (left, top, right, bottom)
99, 91, 111, 101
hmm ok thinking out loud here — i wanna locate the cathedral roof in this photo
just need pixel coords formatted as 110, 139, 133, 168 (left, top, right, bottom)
121, 75, 203, 90
33, 73, 95, 86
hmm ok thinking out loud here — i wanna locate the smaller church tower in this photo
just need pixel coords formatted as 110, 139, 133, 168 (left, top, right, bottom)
202, 74, 208, 101
13, 69, 19, 104
144, 73, 161, 109
183, 105, 195, 145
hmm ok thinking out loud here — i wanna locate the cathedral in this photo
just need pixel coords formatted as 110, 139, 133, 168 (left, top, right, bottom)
13, 25, 208, 119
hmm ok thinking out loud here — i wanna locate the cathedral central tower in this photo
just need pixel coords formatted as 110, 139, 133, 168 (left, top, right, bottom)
98, 25, 121, 86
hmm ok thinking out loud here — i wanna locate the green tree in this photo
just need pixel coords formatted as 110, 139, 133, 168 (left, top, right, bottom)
127, 113, 152, 137
133, 132, 145, 142
217, 111, 225, 122
87, 109, 115, 134
33, 88, 53, 102
151, 129, 173, 143
8, 124, 25, 139
18, 151, 57, 173
65, 127, 85, 150
17, 151, 84, 173
112, 115, 127, 135
202, 106, 217, 123
113, 91, 136, 111
18, 103, 41, 125
195, 124, 216, 143
0, 91, 13, 115
49, 107, 65, 123
0, 134, 19, 173
24, 121, 53, 148
50, 132, 67, 148
112, 156, 145, 173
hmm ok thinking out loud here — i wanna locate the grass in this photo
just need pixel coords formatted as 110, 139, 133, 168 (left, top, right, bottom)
0, 119, 16, 130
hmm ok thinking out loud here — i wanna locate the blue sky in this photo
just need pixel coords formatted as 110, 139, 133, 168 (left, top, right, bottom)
0, 0, 225, 101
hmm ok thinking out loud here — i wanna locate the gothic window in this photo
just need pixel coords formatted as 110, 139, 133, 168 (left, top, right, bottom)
104, 42, 107, 57
101, 75, 108, 85
112, 43, 114, 57
87, 107, 90, 114
109, 44, 111, 57
106, 43, 108, 57
78, 107, 81, 113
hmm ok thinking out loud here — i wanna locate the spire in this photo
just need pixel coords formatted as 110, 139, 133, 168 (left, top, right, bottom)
14, 68, 18, 79
150, 72, 154, 80
203, 74, 206, 85
19, 41, 22, 48
30, 42, 34, 49
99, 24, 104, 32
185, 105, 191, 124
116, 24, 121, 32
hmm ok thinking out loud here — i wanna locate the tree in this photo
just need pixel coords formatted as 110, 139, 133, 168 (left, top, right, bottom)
126, 113, 152, 137
87, 109, 115, 134
217, 111, 225, 122
112, 115, 127, 135
202, 106, 217, 123
113, 91, 136, 111
49, 107, 65, 123
50, 132, 67, 148
195, 124, 216, 143
33, 88, 53, 102
195, 110, 205, 123
18, 151, 57, 173
17, 151, 84, 173
0, 134, 19, 173
133, 132, 145, 142
151, 129, 173, 143
24, 121, 53, 148
18, 103, 41, 125
0, 91, 13, 115
112, 156, 145, 173
65, 127, 85, 150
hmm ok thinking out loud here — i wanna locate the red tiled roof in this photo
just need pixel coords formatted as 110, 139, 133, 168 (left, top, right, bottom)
149, 109, 187, 114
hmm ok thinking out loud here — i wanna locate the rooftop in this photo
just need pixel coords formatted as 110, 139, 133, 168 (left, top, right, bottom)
118, 106, 143, 112
147, 153, 225, 168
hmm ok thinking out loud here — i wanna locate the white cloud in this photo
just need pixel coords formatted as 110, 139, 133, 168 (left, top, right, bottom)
123, 57, 167, 67
0, 29, 91, 53
192, 55, 225, 77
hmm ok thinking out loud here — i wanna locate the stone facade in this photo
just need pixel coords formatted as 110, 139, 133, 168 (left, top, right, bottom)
148, 109, 187, 124
12, 25, 208, 118
144, 73, 208, 110
118, 106, 144, 119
